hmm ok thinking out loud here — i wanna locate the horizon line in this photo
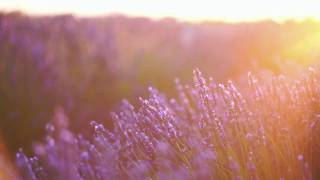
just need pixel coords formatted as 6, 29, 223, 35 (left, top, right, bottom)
1, 10, 320, 24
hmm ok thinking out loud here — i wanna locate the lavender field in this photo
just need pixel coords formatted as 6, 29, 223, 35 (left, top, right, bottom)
16, 68, 320, 180
1, 12, 320, 179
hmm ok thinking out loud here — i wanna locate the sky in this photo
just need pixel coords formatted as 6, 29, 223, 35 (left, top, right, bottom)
1, 0, 320, 22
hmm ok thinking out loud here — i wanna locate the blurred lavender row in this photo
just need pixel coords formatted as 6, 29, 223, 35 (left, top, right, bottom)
17, 68, 320, 179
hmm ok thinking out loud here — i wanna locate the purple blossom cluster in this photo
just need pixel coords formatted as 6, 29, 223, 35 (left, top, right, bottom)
17, 68, 320, 179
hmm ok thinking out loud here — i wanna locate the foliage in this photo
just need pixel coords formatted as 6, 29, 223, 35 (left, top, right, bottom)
2, 12, 320, 154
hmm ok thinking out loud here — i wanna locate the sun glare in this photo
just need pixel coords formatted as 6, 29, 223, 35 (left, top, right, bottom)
1, 0, 320, 22
3, 0, 320, 179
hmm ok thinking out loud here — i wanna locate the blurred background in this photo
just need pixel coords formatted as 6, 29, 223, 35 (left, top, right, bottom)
1, 0, 320, 167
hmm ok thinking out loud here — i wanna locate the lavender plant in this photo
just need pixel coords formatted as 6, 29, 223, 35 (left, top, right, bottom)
17, 68, 320, 179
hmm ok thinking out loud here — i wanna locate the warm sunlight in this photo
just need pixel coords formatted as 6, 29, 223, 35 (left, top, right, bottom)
1, 0, 320, 22
3, 0, 320, 179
